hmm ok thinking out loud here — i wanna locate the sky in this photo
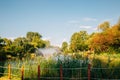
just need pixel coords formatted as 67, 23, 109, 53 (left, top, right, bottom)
0, 0, 120, 47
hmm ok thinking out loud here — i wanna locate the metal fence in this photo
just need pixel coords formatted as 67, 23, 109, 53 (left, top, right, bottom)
0, 64, 120, 80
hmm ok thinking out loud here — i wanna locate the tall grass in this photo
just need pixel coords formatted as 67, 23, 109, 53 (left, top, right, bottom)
2, 54, 88, 80
2, 52, 120, 79
90, 53, 120, 79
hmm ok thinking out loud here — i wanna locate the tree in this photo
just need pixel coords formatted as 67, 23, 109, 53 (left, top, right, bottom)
61, 41, 68, 53
0, 37, 5, 48
89, 19, 120, 53
89, 33, 110, 53
110, 24, 120, 52
70, 31, 89, 52
12, 37, 36, 59
26, 32, 42, 42
0, 37, 7, 61
0, 32, 51, 60
2, 38, 13, 53
26, 32, 47, 48
98, 21, 110, 31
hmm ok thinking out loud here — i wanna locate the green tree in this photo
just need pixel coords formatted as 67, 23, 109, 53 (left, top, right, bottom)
61, 41, 68, 53
0, 32, 51, 60
2, 38, 12, 51
12, 37, 36, 59
11, 37, 25, 59
0, 37, 5, 48
26, 32, 42, 42
26, 32, 47, 48
0, 37, 7, 61
70, 31, 89, 52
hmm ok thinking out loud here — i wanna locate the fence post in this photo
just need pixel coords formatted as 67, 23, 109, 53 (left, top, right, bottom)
21, 66, 24, 80
88, 64, 91, 80
60, 64, 63, 80
8, 64, 11, 80
38, 65, 40, 80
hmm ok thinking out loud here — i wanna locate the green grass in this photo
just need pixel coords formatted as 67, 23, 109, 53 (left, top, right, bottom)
1, 53, 120, 79
0, 76, 20, 80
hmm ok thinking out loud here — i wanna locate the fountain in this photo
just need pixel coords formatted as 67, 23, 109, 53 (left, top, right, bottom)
35, 47, 62, 58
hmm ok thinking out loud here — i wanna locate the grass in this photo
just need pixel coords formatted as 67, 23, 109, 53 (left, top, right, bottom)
0, 76, 20, 80
1, 53, 120, 79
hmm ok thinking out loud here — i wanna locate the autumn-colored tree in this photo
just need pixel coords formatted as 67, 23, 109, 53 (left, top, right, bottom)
98, 21, 110, 31
89, 19, 120, 53
109, 24, 120, 52
89, 33, 110, 52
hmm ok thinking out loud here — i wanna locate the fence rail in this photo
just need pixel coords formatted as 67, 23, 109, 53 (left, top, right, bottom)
0, 64, 120, 80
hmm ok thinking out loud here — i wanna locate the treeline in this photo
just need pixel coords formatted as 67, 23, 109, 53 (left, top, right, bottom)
61, 18, 120, 54
1, 18, 120, 61
0, 32, 50, 61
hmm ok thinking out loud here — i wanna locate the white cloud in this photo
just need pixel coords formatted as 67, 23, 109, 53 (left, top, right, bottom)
68, 20, 80, 24
83, 17, 97, 22
79, 25, 98, 32
102, 18, 113, 22
79, 25, 92, 29
92, 27, 98, 31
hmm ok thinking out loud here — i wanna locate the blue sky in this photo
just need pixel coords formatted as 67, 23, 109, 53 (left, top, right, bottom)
0, 0, 120, 46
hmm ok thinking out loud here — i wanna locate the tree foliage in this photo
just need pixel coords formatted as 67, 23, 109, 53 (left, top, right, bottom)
89, 20, 120, 53
61, 41, 68, 53
98, 21, 110, 31
70, 31, 89, 52
26, 32, 42, 42
1, 18, 120, 60
68, 18, 120, 53
0, 32, 50, 60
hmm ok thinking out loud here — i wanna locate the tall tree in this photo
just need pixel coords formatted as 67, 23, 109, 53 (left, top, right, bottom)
61, 41, 68, 53
70, 31, 88, 52
26, 32, 42, 42
26, 32, 47, 48
110, 24, 120, 52
89, 19, 120, 53
98, 21, 110, 31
